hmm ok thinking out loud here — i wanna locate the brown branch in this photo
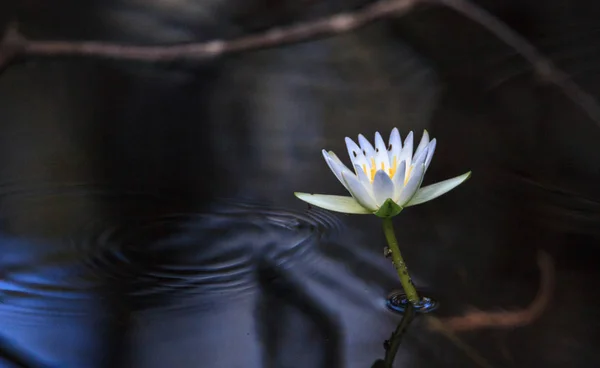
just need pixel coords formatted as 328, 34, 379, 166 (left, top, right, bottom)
0, 0, 418, 67
1, 0, 599, 125
427, 250, 554, 332
0, 24, 24, 74
422, 251, 553, 368
435, 0, 600, 125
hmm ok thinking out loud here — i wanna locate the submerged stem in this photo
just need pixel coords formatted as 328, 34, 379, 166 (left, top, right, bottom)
382, 217, 419, 304
384, 302, 416, 366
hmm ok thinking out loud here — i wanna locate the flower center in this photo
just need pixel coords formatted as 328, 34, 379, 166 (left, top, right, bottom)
361, 155, 400, 182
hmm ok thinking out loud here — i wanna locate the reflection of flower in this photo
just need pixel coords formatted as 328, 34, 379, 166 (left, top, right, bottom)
295, 129, 471, 217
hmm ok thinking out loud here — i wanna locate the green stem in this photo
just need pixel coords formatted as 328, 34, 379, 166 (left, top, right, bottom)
382, 217, 419, 304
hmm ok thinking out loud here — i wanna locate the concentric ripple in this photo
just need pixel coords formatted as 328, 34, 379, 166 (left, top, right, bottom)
65, 196, 346, 307
0, 183, 170, 315
0, 183, 346, 313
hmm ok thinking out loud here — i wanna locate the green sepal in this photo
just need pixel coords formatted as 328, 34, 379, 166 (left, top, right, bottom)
374, 198, 403, 218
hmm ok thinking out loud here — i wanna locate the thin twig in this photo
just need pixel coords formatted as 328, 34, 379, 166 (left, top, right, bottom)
422, 251, 553, 368
428, 250, 554, 332
0, 0, 598, 126
0, 0, 418, 68
434, 0, 600, 125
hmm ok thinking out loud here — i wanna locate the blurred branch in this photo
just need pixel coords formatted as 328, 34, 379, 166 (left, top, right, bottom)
427, 250, 554, 332
437, 0, 600, 125
0, 0, 419, 70
1, 0, 599, 124
422, 251, 553, 368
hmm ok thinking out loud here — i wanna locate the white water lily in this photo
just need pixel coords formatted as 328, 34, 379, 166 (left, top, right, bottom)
295, 128, 471, 217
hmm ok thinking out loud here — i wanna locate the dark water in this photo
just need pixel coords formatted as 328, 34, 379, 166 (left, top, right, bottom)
1, 1, 600, 367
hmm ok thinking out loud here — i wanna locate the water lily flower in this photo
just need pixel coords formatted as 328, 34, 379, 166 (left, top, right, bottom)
295, 129, 471, 217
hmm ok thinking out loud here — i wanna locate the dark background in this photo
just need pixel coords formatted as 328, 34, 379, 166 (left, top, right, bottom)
0, 0, 599, 367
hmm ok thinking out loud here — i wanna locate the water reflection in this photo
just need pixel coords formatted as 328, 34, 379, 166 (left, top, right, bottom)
0, 184, 407, 367
2, 1, 600, 367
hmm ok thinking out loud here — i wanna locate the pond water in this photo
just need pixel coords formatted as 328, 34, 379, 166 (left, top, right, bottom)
1, 1, 600, 367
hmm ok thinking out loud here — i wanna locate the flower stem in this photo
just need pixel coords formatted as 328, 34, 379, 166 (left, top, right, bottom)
383, 302, 415, 366
382, 217, 419, 304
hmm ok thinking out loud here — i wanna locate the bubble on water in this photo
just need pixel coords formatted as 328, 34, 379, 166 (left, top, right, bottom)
386, 291, 439, 314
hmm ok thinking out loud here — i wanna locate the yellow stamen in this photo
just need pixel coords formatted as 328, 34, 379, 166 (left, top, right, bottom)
369, 158, 376, 182
389, 156, 397, 178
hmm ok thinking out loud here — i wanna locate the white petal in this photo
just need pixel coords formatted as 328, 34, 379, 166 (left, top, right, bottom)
398, 131, 414, 166
345, 137, 371, 176
342, 172, 378, 211
374, 132, 391, 173
354, 164, 374, 194
322, 150, 351, 190
412, 145, 429, 168
403, 146, 427, 185
397, 163, 425, 206
413, 130, 430, 161
325, 150, 347, 167
424, 139, 436, 172
294, 193, 372, 214
405, 171, 471, 207
392, 160, 407, 201
372, 170, 395, 206
358, 134, 376, 159
401, 160, 411, 184
387, 128, 402, 167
